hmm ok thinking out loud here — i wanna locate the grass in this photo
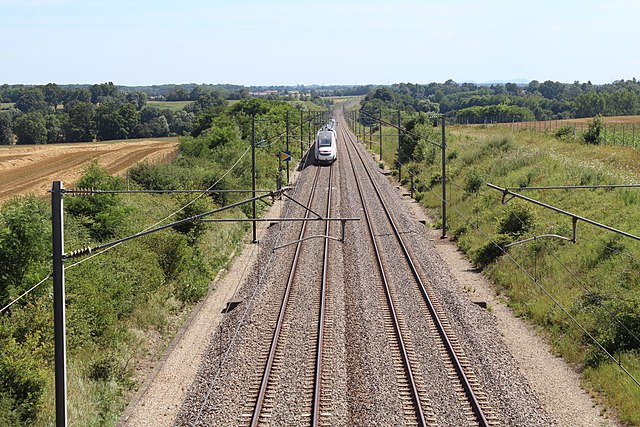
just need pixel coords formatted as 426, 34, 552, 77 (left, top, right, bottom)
365, 123, 640, 425
146, 100, 192, 111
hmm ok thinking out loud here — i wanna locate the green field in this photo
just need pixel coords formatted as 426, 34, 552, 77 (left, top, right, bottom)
146, 100, 192, 111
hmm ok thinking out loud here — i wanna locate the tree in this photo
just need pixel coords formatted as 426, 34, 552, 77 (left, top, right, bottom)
140, 106, 161, 124
505, 82, 520, 95
118, 102, 140, 137
95, 101, 140, 141
584, 114, 604, 145
14, 88, 48, 113
575, 91, 605, 118
45, 114, 65, 143
65, 162, 128, 240
63, 88, 92, 106
126, 92, 147, 110
170, 110, 195, 135
0, 113, 12, 145
63, 101, 95, 142
43, 83, 62, 110
13, 112, 47, 145
89, 82, 119, 104
147, 116, 170, 137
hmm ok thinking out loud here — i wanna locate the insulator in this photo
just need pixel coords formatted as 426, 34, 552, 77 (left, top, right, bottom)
67, 247, 92, 258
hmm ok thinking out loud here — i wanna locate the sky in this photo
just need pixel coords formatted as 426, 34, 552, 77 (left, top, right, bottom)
3, 0, 640, 86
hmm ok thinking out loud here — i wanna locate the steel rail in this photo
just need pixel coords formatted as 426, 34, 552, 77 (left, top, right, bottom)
250, 165, 326, 427
312, 161, 333, 426
339, 123, 429, 426
342, 119, 490, 427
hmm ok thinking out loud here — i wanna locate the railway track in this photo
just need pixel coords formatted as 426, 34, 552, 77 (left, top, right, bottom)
172, 113, 559, 426
338, 117, 498, 426
241, 162, 336, 426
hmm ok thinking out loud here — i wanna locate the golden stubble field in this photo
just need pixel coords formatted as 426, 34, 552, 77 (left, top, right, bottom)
0, 138, 179, 203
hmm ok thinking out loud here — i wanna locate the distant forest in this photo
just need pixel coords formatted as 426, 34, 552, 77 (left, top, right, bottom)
357, 79, 640, 123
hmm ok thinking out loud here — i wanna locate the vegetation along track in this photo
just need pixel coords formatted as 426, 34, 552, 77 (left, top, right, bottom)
339, 117, 498, 426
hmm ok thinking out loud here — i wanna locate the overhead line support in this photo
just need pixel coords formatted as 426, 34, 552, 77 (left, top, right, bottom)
487, 183, 640, 243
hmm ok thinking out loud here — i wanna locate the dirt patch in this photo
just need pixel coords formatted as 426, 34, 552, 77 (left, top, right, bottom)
0, 140, 178, 203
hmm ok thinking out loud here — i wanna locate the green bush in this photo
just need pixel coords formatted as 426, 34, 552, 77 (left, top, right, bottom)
174, 247, 211, 304
0, 197, 50, 306
65, 162, 129, 240
128, 162, 185, 190
0, 336, 47, 424
584, 294, 640, 367
485, 135, 514, 152
463, 171, 484, 195
471, 234, 512, 268
171, 194, 216, 241
498, 205, 535, 236
554, 125, 575, 141
583, 114, 604, 145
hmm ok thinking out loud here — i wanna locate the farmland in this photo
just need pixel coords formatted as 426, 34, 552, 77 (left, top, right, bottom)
145, 100, 193, 111
0, 137, 179, 203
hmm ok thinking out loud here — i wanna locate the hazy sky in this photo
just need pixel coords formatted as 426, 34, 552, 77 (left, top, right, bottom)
3, 0, 639, 86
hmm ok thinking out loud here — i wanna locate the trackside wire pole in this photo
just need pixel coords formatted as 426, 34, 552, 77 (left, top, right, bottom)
52, 181, 67, 427
286, 110, 290, 184
397, 110, 402, 182
307, 111, 311, 148
379, 108, 383, 162
252, 113, 257, 243
441, 116, 447, 239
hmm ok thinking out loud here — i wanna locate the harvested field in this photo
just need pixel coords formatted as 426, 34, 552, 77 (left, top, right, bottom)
0, 138, 179, 203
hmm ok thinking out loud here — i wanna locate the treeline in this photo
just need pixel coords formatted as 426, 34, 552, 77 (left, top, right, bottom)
0, 82, 333, 145
358, 78, 640, 123
0, 97, 318, 425
0, 82, 200, 144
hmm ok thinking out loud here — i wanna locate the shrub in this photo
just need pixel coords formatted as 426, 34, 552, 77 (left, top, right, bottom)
554, 125, 575, 141
0, 336, 47, 424
174, 248, 211, 304
65, 162, 128, 240
584, 294, 640, 367
498, 205, 536, 236
485, 135, 513, 152
463, 171, 484, 195
171, 194, 216, 241
471, 233, 512, 268
0, 197, 50, 306
583, 114, 604, 145
128, 162, 185, 190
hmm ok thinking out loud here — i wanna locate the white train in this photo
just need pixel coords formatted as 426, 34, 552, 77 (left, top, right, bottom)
314, 120, 337, 164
